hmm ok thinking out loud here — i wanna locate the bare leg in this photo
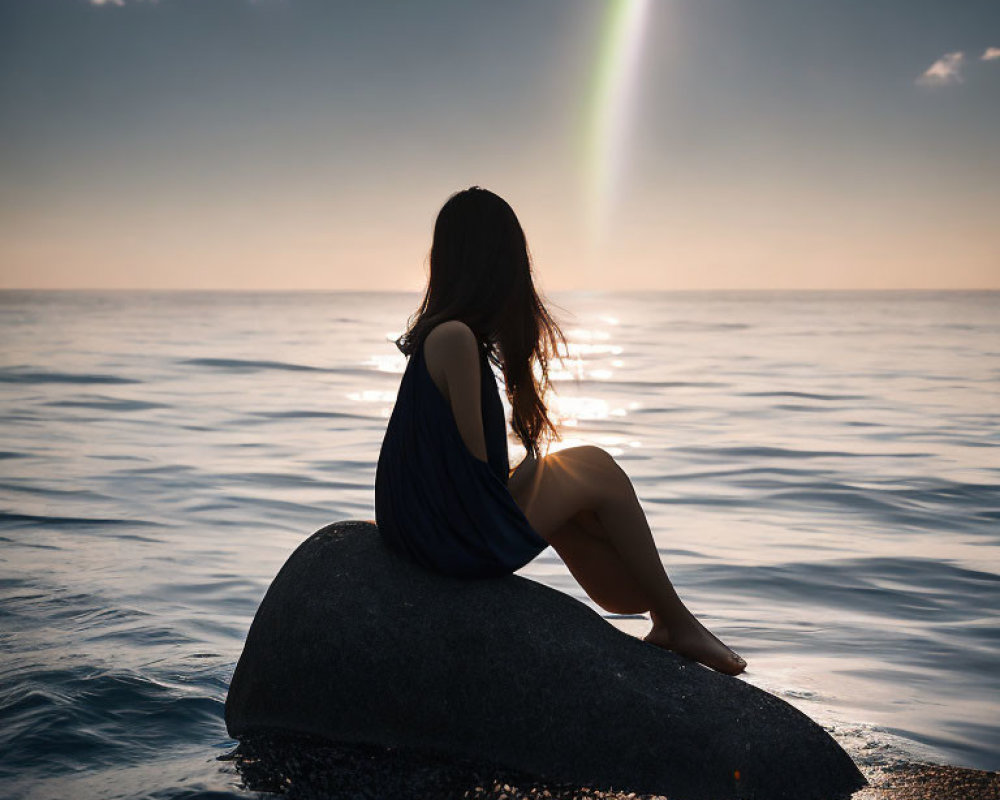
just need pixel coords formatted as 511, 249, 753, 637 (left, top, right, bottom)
544, 509, 649, 615
510, 446, 746, 675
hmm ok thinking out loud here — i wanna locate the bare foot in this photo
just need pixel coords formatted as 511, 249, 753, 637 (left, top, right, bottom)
643, 616, 746, 676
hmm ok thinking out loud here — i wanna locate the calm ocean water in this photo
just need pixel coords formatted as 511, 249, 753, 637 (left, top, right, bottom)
1, 289, 998, 798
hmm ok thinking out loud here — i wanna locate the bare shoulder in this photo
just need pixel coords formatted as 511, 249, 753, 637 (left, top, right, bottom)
423, 319, 478, 360
422, 321, 481, 393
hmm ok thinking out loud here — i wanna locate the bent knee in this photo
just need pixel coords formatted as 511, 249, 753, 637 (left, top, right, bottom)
568, 445, 625, 481
579, 444, 618, 466
549, 443, 613, 467
547, 445, 629, 503
517, 447, 631, 537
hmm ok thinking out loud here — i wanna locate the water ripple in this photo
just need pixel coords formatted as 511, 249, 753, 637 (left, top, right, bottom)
177, 357, 331, 373
0, 368, 139, 385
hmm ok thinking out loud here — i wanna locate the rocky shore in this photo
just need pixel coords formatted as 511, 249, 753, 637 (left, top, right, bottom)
221, 732, 999, 800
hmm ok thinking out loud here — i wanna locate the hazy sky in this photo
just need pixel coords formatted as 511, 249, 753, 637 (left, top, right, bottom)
1, 0, 998, 290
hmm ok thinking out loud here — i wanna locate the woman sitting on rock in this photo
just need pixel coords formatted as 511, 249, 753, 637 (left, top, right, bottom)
374, 186, 745, 676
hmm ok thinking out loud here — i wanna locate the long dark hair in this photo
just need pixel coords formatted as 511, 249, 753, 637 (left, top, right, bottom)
395, 186, 567, 459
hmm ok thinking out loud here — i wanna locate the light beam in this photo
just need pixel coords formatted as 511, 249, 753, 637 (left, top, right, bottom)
582, 0, 651, 251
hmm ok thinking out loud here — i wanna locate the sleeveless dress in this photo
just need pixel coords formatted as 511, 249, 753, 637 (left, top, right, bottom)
374, 336, 549, 578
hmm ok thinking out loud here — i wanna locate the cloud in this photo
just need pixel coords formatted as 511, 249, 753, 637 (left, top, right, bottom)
916, 52, 965, 86
982, 47, 1000, 61
89, 0, 125, 4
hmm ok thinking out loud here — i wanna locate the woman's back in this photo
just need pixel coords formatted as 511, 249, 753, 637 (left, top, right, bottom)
374, 323, 548, 578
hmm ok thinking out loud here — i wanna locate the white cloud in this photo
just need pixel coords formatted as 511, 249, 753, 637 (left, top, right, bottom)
916, 52, 965, 86
982, 47, 1000, 61
89, 0, 125, 4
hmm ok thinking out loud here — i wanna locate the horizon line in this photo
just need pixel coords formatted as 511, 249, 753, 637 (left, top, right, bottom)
1, 287, 998, 294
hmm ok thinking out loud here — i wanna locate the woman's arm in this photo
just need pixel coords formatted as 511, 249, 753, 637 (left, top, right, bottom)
423, 320, 489, 464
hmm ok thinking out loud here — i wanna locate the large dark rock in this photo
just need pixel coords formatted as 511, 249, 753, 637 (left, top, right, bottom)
225, 520, 867, 800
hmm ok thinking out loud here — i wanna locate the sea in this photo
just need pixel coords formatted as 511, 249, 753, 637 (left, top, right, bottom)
1, 289, 998, 799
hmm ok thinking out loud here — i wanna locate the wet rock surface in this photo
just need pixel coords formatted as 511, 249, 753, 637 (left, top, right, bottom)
225, 520, 868, 800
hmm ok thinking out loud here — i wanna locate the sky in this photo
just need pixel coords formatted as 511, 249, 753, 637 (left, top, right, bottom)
1, 0, 998, 291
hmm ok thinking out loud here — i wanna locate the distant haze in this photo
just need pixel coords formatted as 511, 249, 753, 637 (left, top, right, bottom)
1, 0, 998, 290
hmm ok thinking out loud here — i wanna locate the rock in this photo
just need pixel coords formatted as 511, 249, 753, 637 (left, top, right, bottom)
225, 520, 867, 800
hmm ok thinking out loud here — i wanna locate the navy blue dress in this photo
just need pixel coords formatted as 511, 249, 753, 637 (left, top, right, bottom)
374, 336, 549, 578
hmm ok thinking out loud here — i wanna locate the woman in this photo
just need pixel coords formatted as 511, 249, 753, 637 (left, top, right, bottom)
374, 186, 745, 676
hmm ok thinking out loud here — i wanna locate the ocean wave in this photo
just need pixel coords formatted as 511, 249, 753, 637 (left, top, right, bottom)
0, 668, 225, 774
177, 358, 332, 373
0, 512, 164, 529
671, 445, 928, 460
43, 397, 168, 412
0, 368, 139, 385
739, 390, 869, 401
